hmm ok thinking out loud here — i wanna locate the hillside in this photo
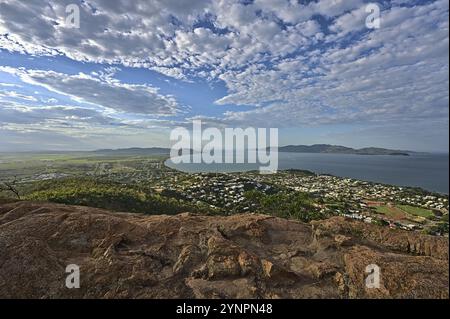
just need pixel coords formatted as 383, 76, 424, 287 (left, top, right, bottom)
277, 144, 412, 156
0, 201, 448, 298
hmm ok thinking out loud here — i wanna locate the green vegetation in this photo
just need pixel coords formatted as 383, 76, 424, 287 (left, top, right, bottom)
375, 206, 391, 215
424, 211, 449, 235
375, 204, 435, 220
0, 152, 166, 181
425, 222, 449, 235
22, 177, 207, 215
371, 218, 390, 227
375, 205, 404, 219
397, 205, 434, 219
244, 190, 327, 222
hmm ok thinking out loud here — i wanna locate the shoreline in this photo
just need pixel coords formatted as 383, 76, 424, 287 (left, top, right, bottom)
163, 158, 449, 196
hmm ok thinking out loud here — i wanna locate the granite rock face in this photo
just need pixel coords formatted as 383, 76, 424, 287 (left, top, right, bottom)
0, 202, 448, 299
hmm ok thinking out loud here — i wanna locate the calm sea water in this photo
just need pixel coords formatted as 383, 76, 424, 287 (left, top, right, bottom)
166, 152, 449, 194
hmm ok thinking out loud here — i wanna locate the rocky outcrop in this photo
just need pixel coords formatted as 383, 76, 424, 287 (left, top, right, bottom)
311, 217, 448, 260
0, 202, 448, 299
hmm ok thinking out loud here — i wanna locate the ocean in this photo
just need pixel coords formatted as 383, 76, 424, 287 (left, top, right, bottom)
165, 152, 449, 194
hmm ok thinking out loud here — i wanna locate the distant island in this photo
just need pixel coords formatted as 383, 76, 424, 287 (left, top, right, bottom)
275, 144, 412, 156
92, 145, 413, 156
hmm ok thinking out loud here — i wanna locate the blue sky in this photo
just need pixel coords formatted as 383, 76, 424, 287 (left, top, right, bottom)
0, 0, 448, 152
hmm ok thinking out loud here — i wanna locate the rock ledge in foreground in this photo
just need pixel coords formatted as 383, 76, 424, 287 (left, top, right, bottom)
0, 201, 448, 299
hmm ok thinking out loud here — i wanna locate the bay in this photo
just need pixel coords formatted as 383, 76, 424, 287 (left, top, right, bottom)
165, 152, 449, 194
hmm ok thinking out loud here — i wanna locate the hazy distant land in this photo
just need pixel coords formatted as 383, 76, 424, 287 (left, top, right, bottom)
275, 144, 414, 156
89, 144, 416, 156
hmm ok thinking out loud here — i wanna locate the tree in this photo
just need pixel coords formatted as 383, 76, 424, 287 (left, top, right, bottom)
0, 176, 21, 200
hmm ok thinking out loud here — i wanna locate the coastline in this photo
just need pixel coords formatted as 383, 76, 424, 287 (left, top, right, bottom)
163, 153, 449, 195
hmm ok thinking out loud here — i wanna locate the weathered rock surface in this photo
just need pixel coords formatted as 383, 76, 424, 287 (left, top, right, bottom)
0, 202, 448, 299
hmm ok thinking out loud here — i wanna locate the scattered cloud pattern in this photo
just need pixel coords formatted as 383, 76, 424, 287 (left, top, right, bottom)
0, 0, 448, 151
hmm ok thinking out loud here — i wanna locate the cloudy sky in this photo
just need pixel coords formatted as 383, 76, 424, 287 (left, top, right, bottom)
0, 0, 448, 152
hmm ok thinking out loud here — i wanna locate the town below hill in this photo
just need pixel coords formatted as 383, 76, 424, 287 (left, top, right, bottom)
0, 152, 448, 236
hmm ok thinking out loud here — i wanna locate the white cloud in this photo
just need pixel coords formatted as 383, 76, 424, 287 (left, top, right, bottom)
0, 90, 38, 101
212, 0, 449, 128
0, 66, 180, 115
0, 0, 448, 150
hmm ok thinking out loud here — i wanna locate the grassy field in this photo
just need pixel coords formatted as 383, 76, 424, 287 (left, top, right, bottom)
375, 203, 434, 221
397, 205, 434, 218
375, 205, 405, 219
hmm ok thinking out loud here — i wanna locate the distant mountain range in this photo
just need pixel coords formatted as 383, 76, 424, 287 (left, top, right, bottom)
275, 144, 413, 156
92, 145, 414, 156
